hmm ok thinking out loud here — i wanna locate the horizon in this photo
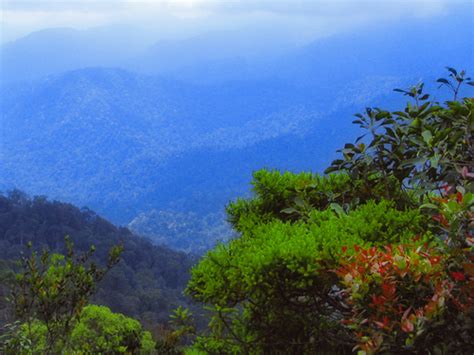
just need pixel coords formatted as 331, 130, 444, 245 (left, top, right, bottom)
1, 0, 470, 45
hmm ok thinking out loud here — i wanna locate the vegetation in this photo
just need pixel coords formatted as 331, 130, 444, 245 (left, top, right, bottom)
177, 69, 473, 353
2, 305, 155, 354
128, 209, 233, 254
0, 192, 195, 328
0, 68, 472, 354
0, 240, 155, 354
5, 238, 121, 353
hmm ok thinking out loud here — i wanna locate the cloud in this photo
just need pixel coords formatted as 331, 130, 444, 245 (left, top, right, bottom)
0, 0, 464, 43
1, 0, 452, 15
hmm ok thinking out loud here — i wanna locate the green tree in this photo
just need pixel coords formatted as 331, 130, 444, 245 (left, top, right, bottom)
326, 68, 473, 199
182, 69, 473, 353
69, 305, 155, 353
2, 305, 156, 354
2, 237, 122, 354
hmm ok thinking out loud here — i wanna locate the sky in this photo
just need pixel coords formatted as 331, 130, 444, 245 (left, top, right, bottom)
0, 0, 469, 44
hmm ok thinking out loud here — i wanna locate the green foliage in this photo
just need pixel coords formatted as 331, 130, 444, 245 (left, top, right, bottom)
70, 305, 156, 353
2, 305, 156, 354
227, 171, 412, 232
187, 201, 426, 353
6, 237, 122, 354
153, 306, 197, 354
0, 192, 196, 328
185, 68, 474, 354
0, 260, 15, 326
326, 70, 473, 198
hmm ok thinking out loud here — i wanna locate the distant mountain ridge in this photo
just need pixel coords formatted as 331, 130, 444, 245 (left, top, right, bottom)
1, 67, 406, 226
129, 209, 234, 254
1, 10, 472, 251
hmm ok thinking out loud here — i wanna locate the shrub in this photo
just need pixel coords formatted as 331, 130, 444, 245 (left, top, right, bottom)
182, 69, 473, 354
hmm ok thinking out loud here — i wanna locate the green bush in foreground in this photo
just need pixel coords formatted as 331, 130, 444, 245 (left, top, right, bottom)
178, 69, 473, 354
3, 305, 155, 354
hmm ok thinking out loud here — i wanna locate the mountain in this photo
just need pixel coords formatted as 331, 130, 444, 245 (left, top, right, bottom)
0, 26, 153, 84
271, 10, 473, 89
135, 10, 473, 85
1, 10, 472, 251
4, 9, 471, 87
130, 29, 298, 84
1, 66, 411, 227
128, 210, 234, 254
0, 191, 195, 328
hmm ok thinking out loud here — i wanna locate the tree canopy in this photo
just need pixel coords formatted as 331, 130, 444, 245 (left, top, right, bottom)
181, 69, 474, 354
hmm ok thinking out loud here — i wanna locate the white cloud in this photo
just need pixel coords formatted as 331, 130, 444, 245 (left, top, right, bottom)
0, 0, 464, 43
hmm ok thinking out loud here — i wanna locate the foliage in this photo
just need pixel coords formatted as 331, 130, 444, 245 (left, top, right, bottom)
326, 68, 473, 198
153, 306, 197, 354
4, 237, 122, 353
0, 191, 196, 328
71, 305, 156, 353
183, 69, 474, 353
338, 185, 474, 354
128, 209, 234, 254
186, 199, 427, 353
2, 305, 156, 354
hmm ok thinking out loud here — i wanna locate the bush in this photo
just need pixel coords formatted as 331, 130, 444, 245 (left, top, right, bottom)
2, 305, 156, 354
182, 69, 474, 354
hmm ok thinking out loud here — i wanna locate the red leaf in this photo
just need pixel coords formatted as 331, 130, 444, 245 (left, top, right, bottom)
371, 295, 385, 307
382, 283, 396, 298
401, 318, 414, 333
451, 271, 465, 282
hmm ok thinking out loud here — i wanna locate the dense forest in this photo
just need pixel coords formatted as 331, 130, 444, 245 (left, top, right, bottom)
0, 69, 473, 354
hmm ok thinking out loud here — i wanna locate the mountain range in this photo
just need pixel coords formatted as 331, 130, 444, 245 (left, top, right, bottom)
1, 11, 472, 251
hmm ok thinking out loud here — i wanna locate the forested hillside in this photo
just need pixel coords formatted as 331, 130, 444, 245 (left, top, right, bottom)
0, 191, 195, 328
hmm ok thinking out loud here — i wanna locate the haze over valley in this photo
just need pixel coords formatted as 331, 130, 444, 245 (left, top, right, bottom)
2, 2, 471, 251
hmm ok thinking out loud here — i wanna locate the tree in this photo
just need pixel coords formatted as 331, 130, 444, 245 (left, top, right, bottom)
2, 237, 122, 354
182, 69, 473, 353
2, 305, 156, 354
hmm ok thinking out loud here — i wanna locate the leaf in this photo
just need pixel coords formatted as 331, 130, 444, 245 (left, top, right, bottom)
401, 318, 414, 333
401, 157, 426, 168
410, 118, 421, 128
281, 207, 298, 214
421, 130, 432, 144
446, 66, 457, 76
330, 203, 345, 217
419, 203, 438, 210
430, 155, 440, 169
293, 196, 306, 208
324, 166, 339, 174
436, 78, 450, 85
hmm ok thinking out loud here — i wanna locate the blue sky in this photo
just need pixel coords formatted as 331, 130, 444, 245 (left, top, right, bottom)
1, 0, 467, 44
